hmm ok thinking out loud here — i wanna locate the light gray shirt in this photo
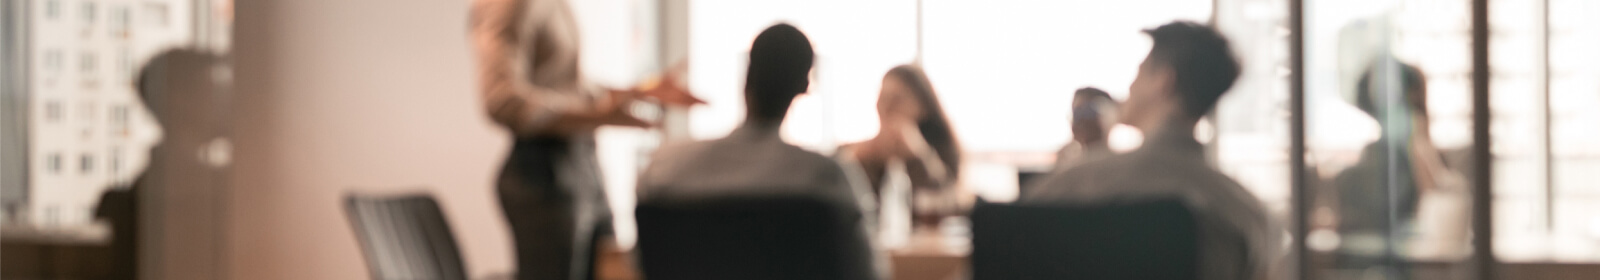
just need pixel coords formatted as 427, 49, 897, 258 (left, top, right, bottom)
1022, 131, 1280, 280
638, 124, 871, 208
636, 123, 886, 278
1053, 141, 1114, 172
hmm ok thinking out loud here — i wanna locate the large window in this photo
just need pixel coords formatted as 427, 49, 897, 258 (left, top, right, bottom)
922, 0, 1212, 153
1488, 0, 1600, 262
682, 0, 1211, 202
687, 0, 919, 148
600, 0, 1601, 269
3, 0, 229, 225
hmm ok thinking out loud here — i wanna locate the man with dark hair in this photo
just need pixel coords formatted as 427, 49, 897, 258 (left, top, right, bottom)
1054, 87, 1119, 171
1022, 21, 1279, 280
636, 23, 881, 278
740, 24, 815, 120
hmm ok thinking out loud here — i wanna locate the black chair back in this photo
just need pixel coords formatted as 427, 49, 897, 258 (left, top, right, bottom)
635, 196, 876, 280
970, 200, 1198, 280
344, 193, 467, 280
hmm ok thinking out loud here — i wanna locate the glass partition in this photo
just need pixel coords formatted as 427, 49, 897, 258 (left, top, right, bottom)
1300, 0, 1481, 278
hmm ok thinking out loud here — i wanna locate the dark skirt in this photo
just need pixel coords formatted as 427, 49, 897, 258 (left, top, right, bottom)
497, 137, 612, 280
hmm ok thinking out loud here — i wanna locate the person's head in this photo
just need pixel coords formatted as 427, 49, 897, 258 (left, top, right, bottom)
879, 64, 962, 179
1123, 21, 1240, 132
744, 23, 814, 122
123, 49, 223, 181
1355, 59, 1427, 119
136, 49, 225, 127
1070, 87, 1117, 145
877, 65, 940, 123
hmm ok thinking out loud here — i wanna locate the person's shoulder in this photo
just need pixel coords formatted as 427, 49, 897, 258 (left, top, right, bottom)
640, 139, 721, 180
1185, 163, 1256, 198
1052, 152, 1140, 181
763, 143, 851, 184
1020, 153, 1136, 203
1184, 165, 1272, 228
469, 0, 521, 19
782, 144, 847, 172
650, 139, 715, 160
471, 0, 518, 9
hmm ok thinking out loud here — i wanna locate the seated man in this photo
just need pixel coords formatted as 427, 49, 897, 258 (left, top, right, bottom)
636, 23, 880, 277
1020, 21, 1279, 280
1054, 86, 1119, 172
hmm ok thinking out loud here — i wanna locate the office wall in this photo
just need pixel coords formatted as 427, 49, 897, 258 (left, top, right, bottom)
230, 0, 513, 278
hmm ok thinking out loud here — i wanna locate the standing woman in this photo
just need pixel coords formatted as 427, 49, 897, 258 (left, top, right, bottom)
468, 0, 692, 279
839, 65, 963, 243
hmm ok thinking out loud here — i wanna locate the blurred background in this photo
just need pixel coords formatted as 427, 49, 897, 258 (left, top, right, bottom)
0, 0, 1596, 279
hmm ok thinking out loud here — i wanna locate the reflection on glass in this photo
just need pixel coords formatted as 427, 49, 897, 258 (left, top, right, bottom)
1304, 0, 1479, 278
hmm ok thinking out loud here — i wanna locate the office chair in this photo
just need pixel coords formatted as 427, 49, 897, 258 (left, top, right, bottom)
634, 195, 876, 280
970, 199, 1198, 280
345, 193, 468, 280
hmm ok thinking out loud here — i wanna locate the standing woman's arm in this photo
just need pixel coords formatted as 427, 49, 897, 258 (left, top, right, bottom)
469, 0, 644, 137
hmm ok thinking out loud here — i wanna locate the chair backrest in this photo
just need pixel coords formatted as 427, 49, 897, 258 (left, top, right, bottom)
1015, 170, 1052, 196
970, 200, 1198, 280
344, 193, 467, 280
634, 195, 876, 280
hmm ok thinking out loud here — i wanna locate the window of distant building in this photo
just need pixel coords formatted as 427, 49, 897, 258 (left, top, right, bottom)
118, 49, 132, 78
45, 0, 60, 19
80, 153, 94, 174
112, 104, 128, 125
111, 5, 131, 36
109, 148, 122, 175
44, 49, 63, 72
47, 153, 62, 174
82, 2, 96, 24
80, 52, 96, 74
45, 100, 63, 122
144, 3, 169, 27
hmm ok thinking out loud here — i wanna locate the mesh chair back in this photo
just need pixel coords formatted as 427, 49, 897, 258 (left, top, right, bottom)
635, 196, 876, 280
345, 193, 467, 280
970, 200, 1198, 280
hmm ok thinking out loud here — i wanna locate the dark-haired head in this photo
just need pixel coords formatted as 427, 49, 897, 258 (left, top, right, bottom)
1071, 87, 1117, 144
744, 23, 814, 122
1073, 87, 1114, 106
135, 49, 224, 126
881, 64, 961, 180
1355, 59, 1427, 119
1123, 21, 1239, 131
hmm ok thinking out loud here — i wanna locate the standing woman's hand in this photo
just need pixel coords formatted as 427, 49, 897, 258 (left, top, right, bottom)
638, 68, 705, 107
592, 88, 652, 128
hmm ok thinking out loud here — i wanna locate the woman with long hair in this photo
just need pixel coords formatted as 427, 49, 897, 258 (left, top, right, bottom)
839, 64, 963, 245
